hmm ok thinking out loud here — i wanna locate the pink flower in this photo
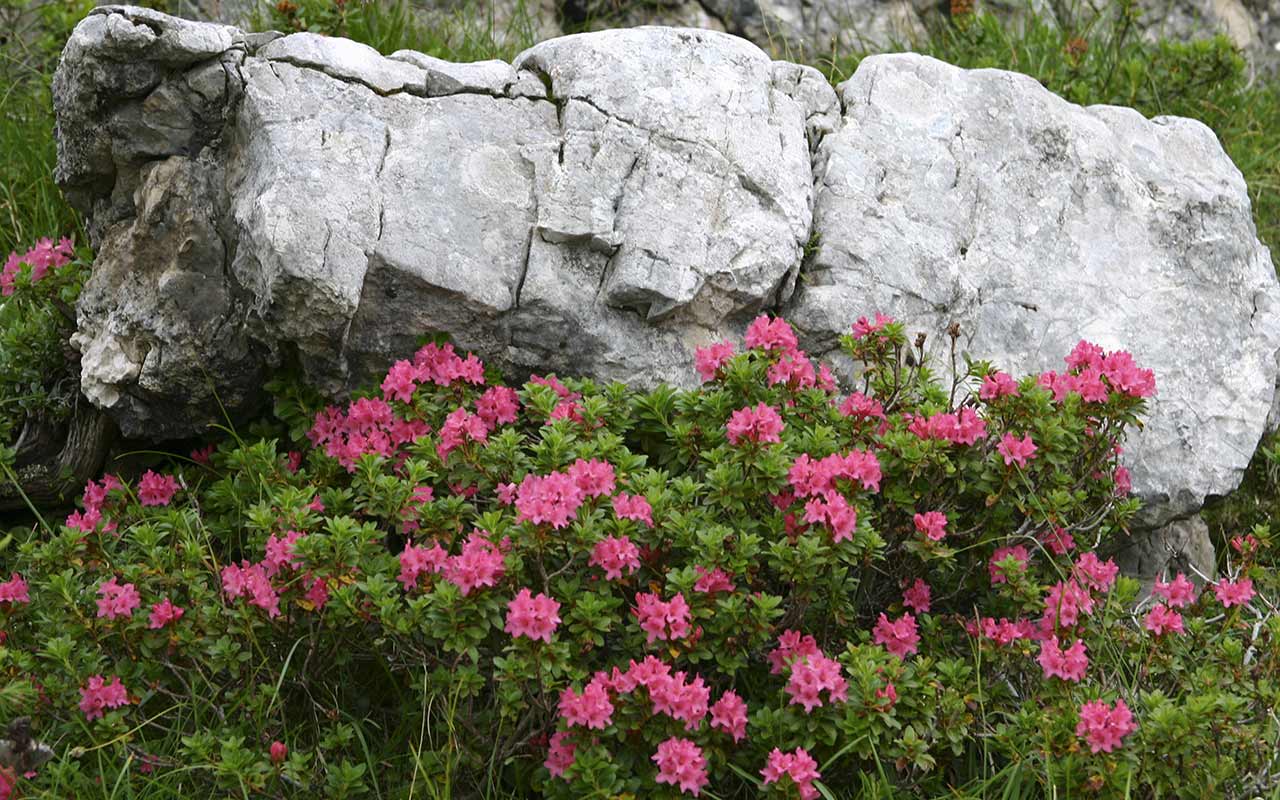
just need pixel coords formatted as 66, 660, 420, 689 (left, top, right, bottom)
137, 470, 179, 506
568, 458, 616, 498
0, 574, 29, 605
979, 371, 1020, 400
442, 534, 506, 596
1214, 578, 1255, 608
506, 588, 562, 643
147, 598, 185, 629
768, 352, 817, 390
436, 407, 489, 460
967, 616, 1036, 645
902, 578, 931, 613
559, 682, 614, 729
1073, 552, 1119, 592
769, 630, 821, 674
989, 545, 1030, 585
652, 737, 708, 796
761, 747, 821, 800
1113, 465, 1132, 495
264, 531, 306, 576
873, 612, 920, 659
786, 652, 848, 712
726, 402, 785, 446
744, 315, 799, 352
851, 312, 894, 339
997, 433, 1037, 467
612, 492, 654, 527
515, 471, 585, 529
79, 675, 131, 720
303, 576, 330, 609
635, 592, 691, 644
875, 681, 898, 710
380, 359, 418, 403
96, 578, 141, 620
1076, 699, 1137, 754
590, 535, 642, 580
1038, 636, 1088, 682
1153, 573, 1197, 608
544, 731, 576, 779
1143, 603, 1184, 636
1039, 526, 1076, 556
693, 566, 733, 594
839, 392, 886, 420
475, 386, 520, 427
649, 671, 711, 730
694, 341, 736, 381
1042, 579, 1095, 629
269, 741, 288, 765
709, 690, 748, 742
913, 511, 947, 542
398, 540, 448, 590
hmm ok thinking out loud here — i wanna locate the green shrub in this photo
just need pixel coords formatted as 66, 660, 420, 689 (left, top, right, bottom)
2, 314, 1277, 798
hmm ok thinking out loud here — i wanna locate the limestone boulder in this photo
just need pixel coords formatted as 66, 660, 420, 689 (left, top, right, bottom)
785, 53, 1280, 527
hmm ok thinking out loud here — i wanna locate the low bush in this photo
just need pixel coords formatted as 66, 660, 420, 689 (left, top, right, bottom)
2, 313, 1277, 798
0, 236, 90, 465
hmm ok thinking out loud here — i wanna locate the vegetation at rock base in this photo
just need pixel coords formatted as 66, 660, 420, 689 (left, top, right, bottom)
2, 312, 1278, 799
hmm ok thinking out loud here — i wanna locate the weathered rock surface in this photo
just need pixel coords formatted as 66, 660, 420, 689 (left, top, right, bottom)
54, 8, 1280, 533
786, 53, 1280, 527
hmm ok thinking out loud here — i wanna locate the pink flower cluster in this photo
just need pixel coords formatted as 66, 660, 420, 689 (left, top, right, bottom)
612, 492, 654, 527
505, 588, 561, 642
902, 578, 931, 613
1076, 698, 1138, 753
652, 737, 708, 796
693, 566, 733, 594
979, 371, 1020, 400
913, 511, 948, 542
96, 578, 141, 620
398, 533, 508, 596
0, 574, 29, 605
906, 407, 987, 445
380, 343, 484, 403
2, 236, 75, 296
1153, 573, 1196, 607
148, 598, 185, 630
1040, 340, 1156, 402
635, 591, 691, 644
308, 397, 431, 471
694, 340, 735, 382
516, 470, 585, 529
66, 475, 123, 534
873, 612, 920, 659
771, 633, 848, 712
787, 451, 881, 542
1214, 577, 1255, 608
839, 391, 886, 422
137, 470, 179, 506
997, 433, 1038, 467
1073, 552, 1119, 592
709, 690, 748, 742
762, 748, 822, 800
726, 402, 785, 446
1143, 603, 1184, 636
851, 312, 894, 339
79, 675, 130, 720
221, 562, 283, 617
436, 406, 489, 460
544, 731, 576, 778
590, 535, 641, 580
965, 616, 1036, 645
1038, 636, 1088, 682
745, 315, 800, 352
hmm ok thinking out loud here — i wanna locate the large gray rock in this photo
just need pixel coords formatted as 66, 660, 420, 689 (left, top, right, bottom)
785, 53, 1280, 527
53, 10, 1280, 531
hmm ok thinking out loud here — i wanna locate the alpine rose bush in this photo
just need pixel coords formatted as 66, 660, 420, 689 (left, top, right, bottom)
1, 313, 1277, 798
